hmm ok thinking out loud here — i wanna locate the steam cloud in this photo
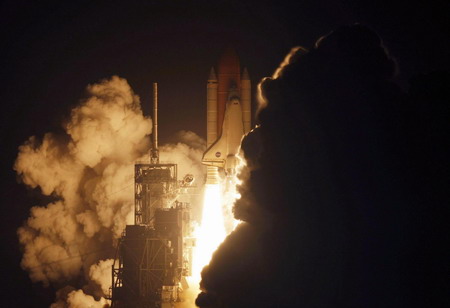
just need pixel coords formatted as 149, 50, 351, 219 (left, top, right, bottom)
15, 76, 205, 306
196, 25, 447, 307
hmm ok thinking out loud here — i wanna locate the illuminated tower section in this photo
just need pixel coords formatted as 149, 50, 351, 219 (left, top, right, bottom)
110, 83, 195, 308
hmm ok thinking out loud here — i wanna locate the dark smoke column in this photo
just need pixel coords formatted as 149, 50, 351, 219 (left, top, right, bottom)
203, 48, 251, 184
196, 25, 433, 307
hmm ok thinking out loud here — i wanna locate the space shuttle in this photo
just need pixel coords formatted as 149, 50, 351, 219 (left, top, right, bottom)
202, 48, 251, 184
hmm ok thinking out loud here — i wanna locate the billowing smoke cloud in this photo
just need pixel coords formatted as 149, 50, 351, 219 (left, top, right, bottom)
196, 25, 441, 307
160, 133, 205, 184
174, 130, 207, 152
15, 76, 147, 289
89, 259, 114, 296
15, 76, 205, 306
52, 288, 109, 308
160, 130, 206, 221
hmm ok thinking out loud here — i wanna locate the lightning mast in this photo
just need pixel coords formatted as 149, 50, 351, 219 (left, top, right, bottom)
151, 83, 159, 164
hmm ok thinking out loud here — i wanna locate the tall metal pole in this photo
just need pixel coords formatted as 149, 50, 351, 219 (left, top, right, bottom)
151, 82, 159, 164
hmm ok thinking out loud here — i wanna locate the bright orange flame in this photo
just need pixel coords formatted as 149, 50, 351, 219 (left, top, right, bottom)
189, 156, 246, 296
192, 183, 226, 280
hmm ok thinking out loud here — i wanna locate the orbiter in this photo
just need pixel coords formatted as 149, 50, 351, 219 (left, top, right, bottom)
202, 48, 251, 184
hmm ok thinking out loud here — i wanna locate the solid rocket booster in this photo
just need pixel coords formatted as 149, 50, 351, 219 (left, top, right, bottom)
203, 48, 251, 184
241, 68, 251, 133
207, 68, 218, 150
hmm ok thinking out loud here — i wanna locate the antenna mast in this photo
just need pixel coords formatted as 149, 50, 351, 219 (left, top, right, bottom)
151, 82, 159, 164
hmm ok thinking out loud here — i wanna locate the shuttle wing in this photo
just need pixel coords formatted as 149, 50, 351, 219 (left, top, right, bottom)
202, 135, 228, 168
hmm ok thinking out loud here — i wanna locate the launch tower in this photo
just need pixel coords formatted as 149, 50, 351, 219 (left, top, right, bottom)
109, 84, 194, 308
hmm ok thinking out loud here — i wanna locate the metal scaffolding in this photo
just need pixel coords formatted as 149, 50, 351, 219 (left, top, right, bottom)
134, 163, 177, 226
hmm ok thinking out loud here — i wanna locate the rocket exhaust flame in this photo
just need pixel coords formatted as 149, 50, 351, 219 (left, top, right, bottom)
192, 154, 245, 283
191, 48, 250, 293
192, 184, 226, 281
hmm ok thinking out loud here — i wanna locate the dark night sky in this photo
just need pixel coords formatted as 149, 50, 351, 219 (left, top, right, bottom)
0, 0, 448, 306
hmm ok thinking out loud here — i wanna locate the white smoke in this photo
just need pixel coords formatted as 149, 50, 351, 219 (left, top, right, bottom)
15, 76, 146, 287
160, 142, 205, 184
89, 259, 114, 295
174, 130, 206, 151
15, 76, 205, 306
51, 289, 109, 308
160, 130, 206, 220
